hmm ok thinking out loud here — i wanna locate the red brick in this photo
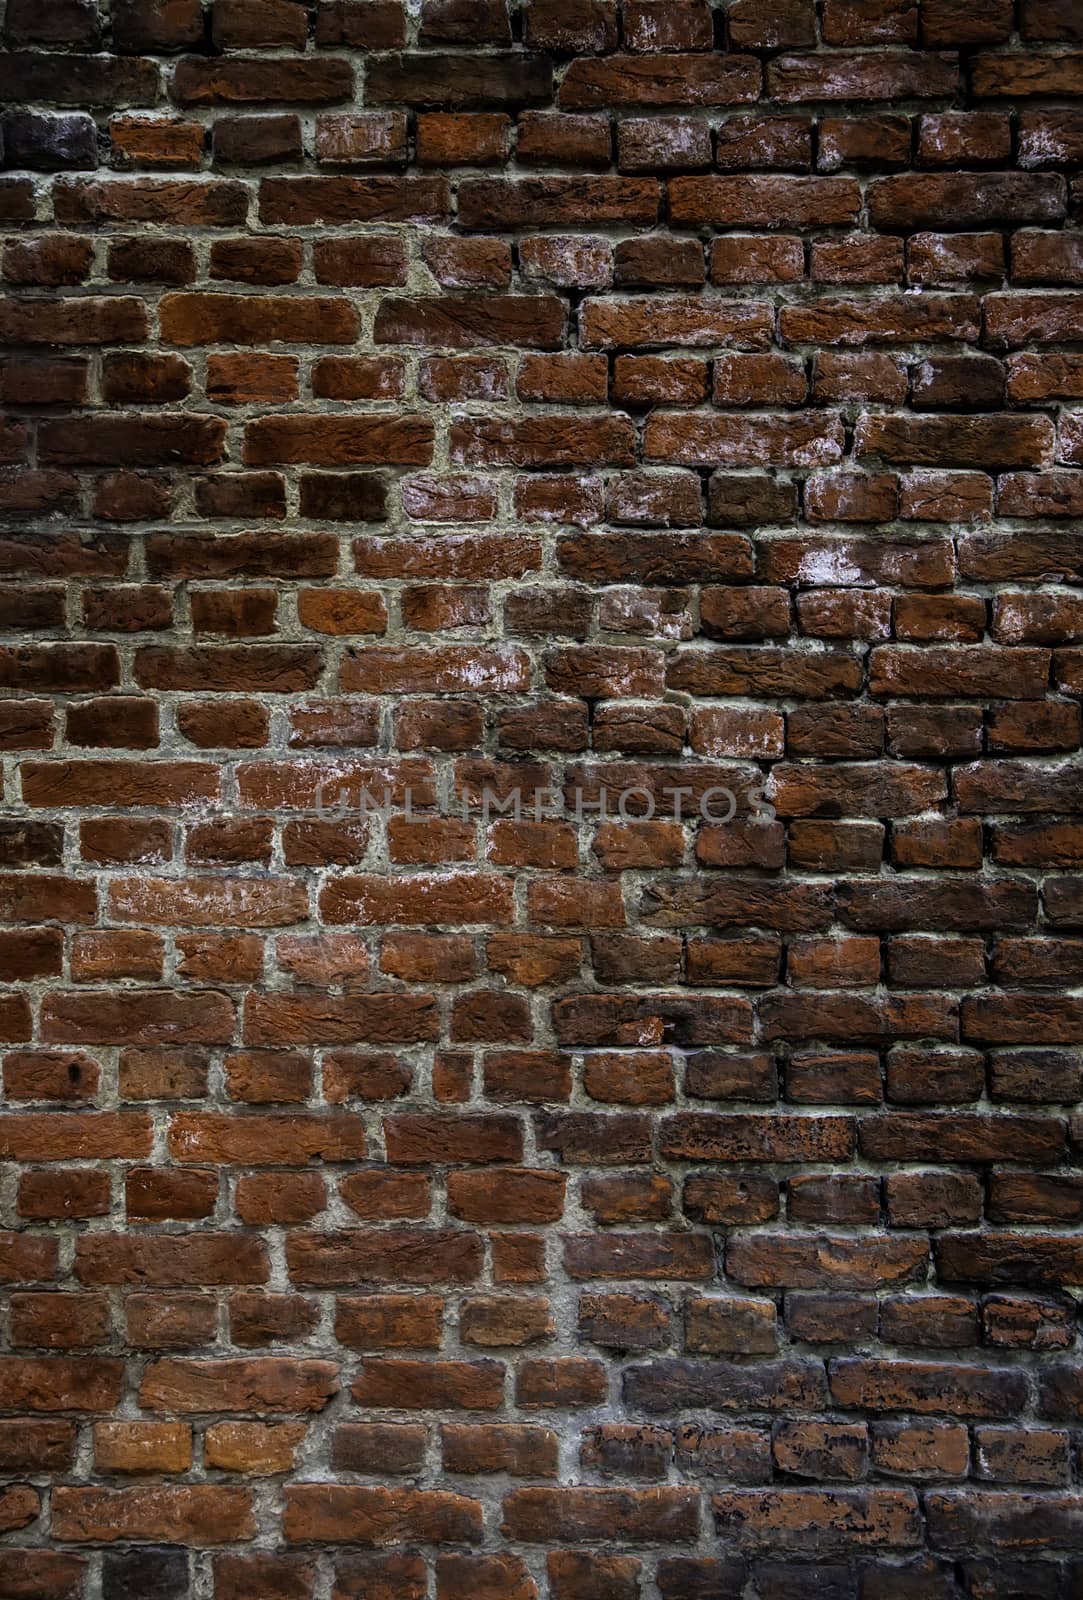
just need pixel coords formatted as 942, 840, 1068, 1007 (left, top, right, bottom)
503, 1486, 699, 1542
284, 1485, 483, 1544
52, 1484, 255, 1543
3, 8, 1082, 1575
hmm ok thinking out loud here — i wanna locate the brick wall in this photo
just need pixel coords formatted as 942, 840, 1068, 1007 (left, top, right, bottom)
3, 0, 1083, 1595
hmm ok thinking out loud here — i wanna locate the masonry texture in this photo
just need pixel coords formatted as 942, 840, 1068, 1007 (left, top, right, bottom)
3, 0, 1083, 1595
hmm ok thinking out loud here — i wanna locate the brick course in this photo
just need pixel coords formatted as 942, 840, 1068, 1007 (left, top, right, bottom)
2, 0, 1083, 1594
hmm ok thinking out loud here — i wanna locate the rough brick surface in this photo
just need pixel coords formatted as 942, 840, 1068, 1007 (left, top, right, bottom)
2, 0, 1083, 1593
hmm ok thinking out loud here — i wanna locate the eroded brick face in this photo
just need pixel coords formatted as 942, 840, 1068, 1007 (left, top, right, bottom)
2, 0, 1083, 1594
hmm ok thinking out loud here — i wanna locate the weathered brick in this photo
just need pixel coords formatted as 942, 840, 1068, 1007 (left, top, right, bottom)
0, 6, 1080, 1578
